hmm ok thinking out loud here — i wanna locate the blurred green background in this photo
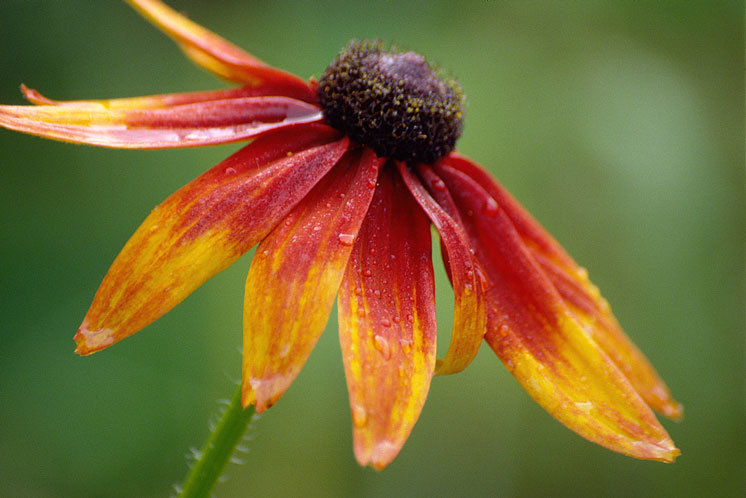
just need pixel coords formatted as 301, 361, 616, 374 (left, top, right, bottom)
0, 1, 742, 496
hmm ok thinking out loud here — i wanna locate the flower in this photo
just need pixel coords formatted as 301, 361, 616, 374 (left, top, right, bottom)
0, 0, 681, 469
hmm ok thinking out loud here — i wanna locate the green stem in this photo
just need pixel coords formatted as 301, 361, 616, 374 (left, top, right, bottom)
179, 384, 256, 498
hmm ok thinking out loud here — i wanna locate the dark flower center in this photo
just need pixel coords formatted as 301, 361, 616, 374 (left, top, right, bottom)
317, 40, 464, 164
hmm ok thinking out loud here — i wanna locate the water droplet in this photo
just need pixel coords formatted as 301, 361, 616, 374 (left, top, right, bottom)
357, 308, 366, 318
367, 179, 377, 189
369, 248, 376, 255
406, 314, 414, 322
499, 324, 509, 337
325, 202, 332, 209
392, 315, 401, 324
432, 178, 446, 191
363, 269, 372, 277
354, 287, 363, 296
224, 166, 237, 175
373, 289, 381, 299
381, 318, 391, 327
261, 249, 269, 257
483, 197, 499, 217
577, 267, 589, 280
466, 270, 473, 279
279, 344, 291, 358
373, 334, 391, 359
464, 282, 473, 293
338, 233, 355, 246
351, 404, 368, 427
339, 192, 346, 198
399, 338, 412, 353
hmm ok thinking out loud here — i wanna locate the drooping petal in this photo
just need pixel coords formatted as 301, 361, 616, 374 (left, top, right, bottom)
242, 148, 383, 412
0, 95, 323, 149
125, 0, 315, 102
74, 126, 347, 354
20, 83, 305, 110
442, 153, 682, 419
435, 162, 679, 462
337, 165, 437, 469
397, 162, 486, 375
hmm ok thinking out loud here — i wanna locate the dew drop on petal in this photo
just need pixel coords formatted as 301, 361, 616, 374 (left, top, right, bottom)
373, 334, 391, 359
224, 167, 237, 175
483, 197, 499, 217
373, 289, 381, 299
279, 344, 291, 358
499, 324, 509, 337
367, 179, 377, 189
381, 318, 391, 327
338, 233, 355, 246
432, 178, 447, 191
399, 338, 412, 354
363, 269, 372, 277
351, 404, 368, 427
406, 314, 414, 322
261, 249, 270, 257
354, 287, 363, 296
357, 308, 366, 318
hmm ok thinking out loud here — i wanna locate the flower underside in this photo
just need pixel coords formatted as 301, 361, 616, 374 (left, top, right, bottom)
0, 0, 681, 471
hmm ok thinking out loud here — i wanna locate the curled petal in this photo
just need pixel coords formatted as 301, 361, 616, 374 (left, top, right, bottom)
338, 165, 437, 469
242, 148, 383, 412
125, 0, 314, 101
75, 126, 347, 354
442, 153, 682, 419
435, 162, 679, 462
0, 96, 323, 149
397, 162, 486, 375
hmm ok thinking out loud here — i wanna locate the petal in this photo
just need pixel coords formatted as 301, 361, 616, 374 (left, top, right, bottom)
443, 153, 682, 419
337, 165, 437, 469
435, 162, 679, 462
0, 95, 323, 149
74, 125, 347, 354
397, 162, 486, 375
125, 0, 315, 101
20, 83, 306, 110
241, 148, 383, 412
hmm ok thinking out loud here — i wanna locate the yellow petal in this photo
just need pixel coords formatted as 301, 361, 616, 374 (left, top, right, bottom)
125, 0, 314, 101
242, 148, 383, 411
338, 165, 437, 469
436, 161, 679, 462
443, 153, 682, 419
75, 126, 347, 354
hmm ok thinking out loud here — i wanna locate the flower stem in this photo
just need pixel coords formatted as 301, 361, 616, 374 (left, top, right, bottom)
179, 384, 255, 498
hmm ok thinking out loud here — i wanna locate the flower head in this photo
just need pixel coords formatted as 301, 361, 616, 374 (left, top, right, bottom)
0, 0, 681, 469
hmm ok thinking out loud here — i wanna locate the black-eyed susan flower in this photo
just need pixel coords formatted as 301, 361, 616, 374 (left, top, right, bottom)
0, 0, 681, 470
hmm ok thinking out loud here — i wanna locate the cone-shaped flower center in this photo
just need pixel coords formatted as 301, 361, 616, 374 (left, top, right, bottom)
318, 40, 464, 163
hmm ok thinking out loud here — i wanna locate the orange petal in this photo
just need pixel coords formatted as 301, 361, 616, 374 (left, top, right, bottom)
397, 162, 486, 375
337, 165, 437, 469
74, 126, 347, 354
125, 0, 314, 101
443, 153, 682, 420
436, 162, 679, 462
0, 95, 322, 149
241, 148, 383, 412
20, 83, 307, 110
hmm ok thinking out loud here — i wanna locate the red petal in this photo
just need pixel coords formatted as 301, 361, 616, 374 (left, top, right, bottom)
74, 126, 347, 354
126, 0, 315, 102
397, 162, 486, 375
20, 83, 311, 110
442, 153, 682, 419
435, 162, 679, 462
337, 165, 437, 469
0, 96, 323, 149
242, 148, 383, 411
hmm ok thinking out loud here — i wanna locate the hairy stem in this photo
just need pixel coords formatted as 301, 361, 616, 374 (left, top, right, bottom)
179, 384, 255, 498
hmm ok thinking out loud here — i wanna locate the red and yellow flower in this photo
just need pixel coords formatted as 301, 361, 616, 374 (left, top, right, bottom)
0, 0, 681, 469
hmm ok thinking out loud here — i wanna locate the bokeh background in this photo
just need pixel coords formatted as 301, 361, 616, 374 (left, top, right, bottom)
0, 1, 742, 496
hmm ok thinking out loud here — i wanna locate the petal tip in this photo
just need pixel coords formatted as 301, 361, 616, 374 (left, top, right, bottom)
73, 320, 115, 355
355, 439, 401, 470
